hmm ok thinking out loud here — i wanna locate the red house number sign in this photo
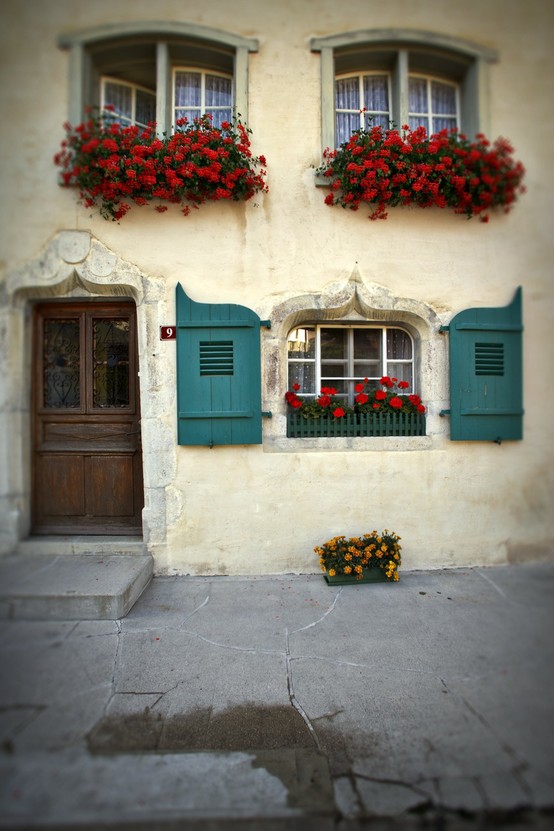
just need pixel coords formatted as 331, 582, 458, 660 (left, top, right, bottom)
160, 326, 177, 340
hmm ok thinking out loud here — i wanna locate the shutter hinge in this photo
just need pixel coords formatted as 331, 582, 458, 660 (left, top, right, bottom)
439, 325, 450, 333
260, 320, 271, 329
262, 411, 272, 418
439, 409, 451, 417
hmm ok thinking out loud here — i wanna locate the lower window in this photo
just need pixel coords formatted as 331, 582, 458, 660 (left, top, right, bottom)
287, 324, 414, 403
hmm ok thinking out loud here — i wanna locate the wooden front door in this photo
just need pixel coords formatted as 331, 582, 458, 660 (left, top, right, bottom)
32, 301, 143, 534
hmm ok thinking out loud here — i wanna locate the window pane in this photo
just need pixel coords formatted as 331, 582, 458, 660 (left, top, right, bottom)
321, 364, 347, 379
287, 328, 315, 359
387, 329, 412, 360
175, 109, 200, 124
336, 112, 361, 145
354, 361, 381, 380
92, 319, 130, 409
409, 115, 429, 132
104, 81, 132, 121
363, 75, 389, 113
433, 115, 457, 133
431, 80, 457, 114
174, 72, 201, 107
320, 329, 347, 360
288, 363, 315, 394
136, 89, 156, 127
209, 109, 233, 129
364, 112, 390, 131
43, 320, 80, 409
205, 74, 232, 108
335, 77, 360, 110
353, 329, 381, 360
386, 363, 413, 388
409, 77, 428, 113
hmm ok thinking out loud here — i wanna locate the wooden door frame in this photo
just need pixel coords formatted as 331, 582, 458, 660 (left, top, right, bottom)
31, 299, 144, 535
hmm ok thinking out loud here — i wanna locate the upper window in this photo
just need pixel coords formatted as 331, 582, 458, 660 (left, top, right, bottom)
335, 71, 459, 146
288, 325, 415, 406
311, 30, 497, 150
58, 22, 259, 132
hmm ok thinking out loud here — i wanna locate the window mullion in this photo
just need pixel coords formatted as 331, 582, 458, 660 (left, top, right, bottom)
156, 41, 170, 134
394, 48, 409, 128
315, 327, 322, 394
359, 75, 365, 130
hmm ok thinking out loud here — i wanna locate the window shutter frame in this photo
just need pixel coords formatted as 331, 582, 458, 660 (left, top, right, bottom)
176, 283, 264, 446
445, 287, 523, 442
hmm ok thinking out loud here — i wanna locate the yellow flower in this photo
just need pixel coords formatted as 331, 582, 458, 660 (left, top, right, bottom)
344, 553, 352, 561
343, 565, 352, 574
328, 568, 336, 577
354, 565, 363, 574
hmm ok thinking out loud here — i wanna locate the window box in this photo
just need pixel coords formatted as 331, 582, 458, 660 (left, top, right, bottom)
287, 411, 426, 438
324, 567, 390, 585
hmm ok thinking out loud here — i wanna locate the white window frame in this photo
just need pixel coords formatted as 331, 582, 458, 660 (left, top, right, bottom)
310, 29, 498, 151
58, 22, 259, 132
407, 74, 460, 134
288, 325, 415, 406
100, 76, 156, 128
335, 72, 392, 138
172, 68, 233, 126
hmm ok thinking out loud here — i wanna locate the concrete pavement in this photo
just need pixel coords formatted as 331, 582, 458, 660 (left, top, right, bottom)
1, 563, 553, 829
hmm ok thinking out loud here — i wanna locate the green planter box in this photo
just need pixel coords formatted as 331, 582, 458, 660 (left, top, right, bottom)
324, 568, 391, 585
287, 411, 426, 438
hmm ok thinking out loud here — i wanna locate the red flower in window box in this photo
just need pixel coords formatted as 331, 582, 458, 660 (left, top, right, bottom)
285, 378, 426, 419
55, 112, 268, 221
318, 124, 525, 221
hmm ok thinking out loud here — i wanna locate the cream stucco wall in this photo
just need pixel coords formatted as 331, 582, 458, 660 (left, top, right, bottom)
1, 0, 553, 573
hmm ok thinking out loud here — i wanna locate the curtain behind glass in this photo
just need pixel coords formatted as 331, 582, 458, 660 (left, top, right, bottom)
363, 75, 390, 130
103, 81, 132, 124
174, 71, 232, 128
335, 77, 360, 146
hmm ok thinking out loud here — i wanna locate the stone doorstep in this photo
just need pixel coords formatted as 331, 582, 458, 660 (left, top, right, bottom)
0, 552, 153, 621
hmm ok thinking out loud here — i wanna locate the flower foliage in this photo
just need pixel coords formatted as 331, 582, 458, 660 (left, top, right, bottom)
285, 377, 426, 419
317, 123, 525, 221
315, 531, 401, 581
54, 110, 268, 220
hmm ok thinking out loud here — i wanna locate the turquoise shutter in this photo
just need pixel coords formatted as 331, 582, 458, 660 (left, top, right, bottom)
176, 283, 264, 446
445, 288, 523, 442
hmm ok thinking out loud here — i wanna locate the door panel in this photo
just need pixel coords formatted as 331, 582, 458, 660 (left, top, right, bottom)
36, 456, 85, 517
32, 302, 143, 534
87, 456, 135, 517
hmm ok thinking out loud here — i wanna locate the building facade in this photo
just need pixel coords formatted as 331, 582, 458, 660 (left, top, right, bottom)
1, 0, 553, 575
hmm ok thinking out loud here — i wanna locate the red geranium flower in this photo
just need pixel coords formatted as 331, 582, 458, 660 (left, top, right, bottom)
333, 407, 346, 418
389, 396, 403, 409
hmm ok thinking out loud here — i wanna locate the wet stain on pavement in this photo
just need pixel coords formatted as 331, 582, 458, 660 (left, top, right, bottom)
87, 703, 315, 754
